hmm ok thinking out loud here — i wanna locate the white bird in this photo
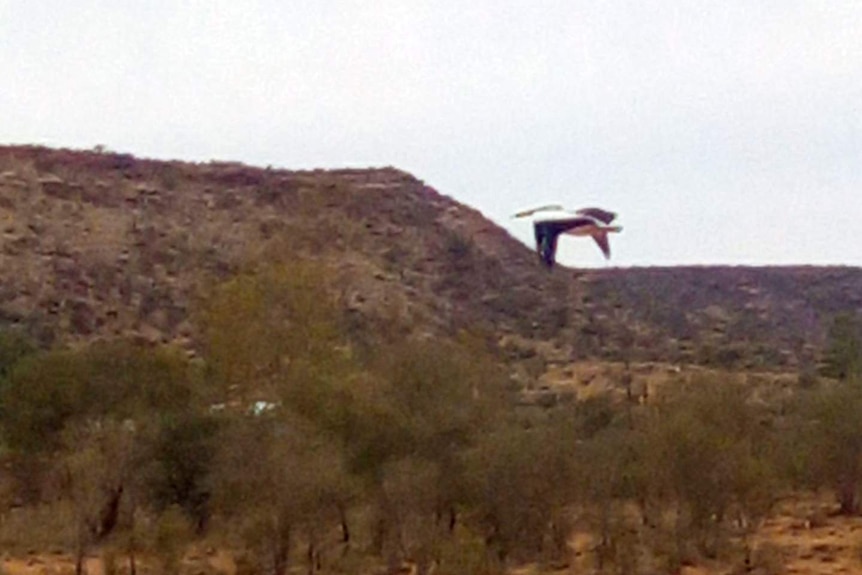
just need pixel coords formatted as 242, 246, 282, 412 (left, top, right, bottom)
512, 206, 622, 268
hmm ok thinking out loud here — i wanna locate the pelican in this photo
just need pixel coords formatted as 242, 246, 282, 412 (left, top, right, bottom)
512, 205, 622, 268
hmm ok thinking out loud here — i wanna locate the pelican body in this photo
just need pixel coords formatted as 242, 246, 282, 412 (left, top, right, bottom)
513, 205, 622, 268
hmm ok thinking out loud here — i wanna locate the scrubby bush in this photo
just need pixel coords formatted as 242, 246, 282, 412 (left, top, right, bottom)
0, 259, 851, 575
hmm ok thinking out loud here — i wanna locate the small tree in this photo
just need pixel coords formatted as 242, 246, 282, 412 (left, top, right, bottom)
792, 381, 862, 514
0, 330, 36, 378
153, 505, 194, 575
57, 419, 137, 575
197, 261, 348, 405
574, 424, 648, 574
821, 313, 862, 381
646, 379, 779, 560
143, 411, 221, 531
464, 418, 579, 568
212, 415, 351, 575
0, 340, 197, 453
361, 336, 508, 567
0, 348, 92, 452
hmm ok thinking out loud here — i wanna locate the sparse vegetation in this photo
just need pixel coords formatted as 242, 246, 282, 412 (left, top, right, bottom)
0, 258, 854, 575
821, 312, 862, 381
1, 146, 862, 574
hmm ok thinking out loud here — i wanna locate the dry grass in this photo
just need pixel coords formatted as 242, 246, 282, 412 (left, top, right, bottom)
535, 359, 798, 405
0, 548, 234, 575
5, 495, 862, 575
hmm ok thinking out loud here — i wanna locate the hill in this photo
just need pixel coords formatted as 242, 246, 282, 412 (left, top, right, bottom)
580, 265, 862, 370
0, 145, 860, 371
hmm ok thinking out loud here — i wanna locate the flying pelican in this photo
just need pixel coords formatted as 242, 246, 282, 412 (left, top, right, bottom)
513, 206, 622, 268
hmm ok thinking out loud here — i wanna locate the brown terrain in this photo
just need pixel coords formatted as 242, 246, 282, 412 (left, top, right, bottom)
0, 145, 860, 370
1, 145, 862, 574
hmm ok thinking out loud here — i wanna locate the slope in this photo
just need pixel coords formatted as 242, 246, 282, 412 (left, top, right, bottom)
0, 145, 860, 371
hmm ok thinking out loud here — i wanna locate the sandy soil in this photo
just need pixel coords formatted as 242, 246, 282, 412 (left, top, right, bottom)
4, 494, 862, 575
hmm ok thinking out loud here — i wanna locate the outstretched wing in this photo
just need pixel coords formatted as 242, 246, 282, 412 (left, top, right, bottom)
575, 207, 617, 224
549, 216, 597, 233
592, 232, 611, 259
513, 204, 566, 218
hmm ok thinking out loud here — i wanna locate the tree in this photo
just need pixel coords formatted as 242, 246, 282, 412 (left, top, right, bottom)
380, 335, 506, 463
196, 261, 348, 406
0, 348, 92, 452
82, 340, 197, 420
0, 338, 208, 568
143, 411, 221, 531
197, 262, 518, 572
821, 312, 862, 381
573, 424, 647, 573
212, 415, 352, 575
0, 330, 36, 378
0, 340, 196, 453
463, 419, 578, 569
645, 379, 779, 560
791, 381, 862, 514
56, 419, 138, 575
374, 457, 445, 575
791, 313, 862, 514
328, 335, 509, 573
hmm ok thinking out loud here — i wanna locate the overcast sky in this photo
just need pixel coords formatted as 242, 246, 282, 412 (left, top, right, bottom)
2, 1, 860, 267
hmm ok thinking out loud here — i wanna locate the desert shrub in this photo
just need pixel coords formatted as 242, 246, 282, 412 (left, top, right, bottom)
463, 418, 579, 566
0, 503, 75, 553
0, 330, 37, 377
0, 349, 93, 452
321, 335, 510, 569
436, 528, 495, 575
798, 361, 819, 388
787, 380, 862, 514
196, 261, 348, 406
821, 312, 862, 381
210, 414, 352, 575
154, 164, 182, 191
0, 341, 196, 453
571, 395, 618, 438
744, 542, 785, 575
56, 419, 140, 569
443, 230, 473, 262
154, 506, 194, 575
144, 412, 221, 530
645, 379, 780, 560
382, 243, 412, 273
101, 546, 120, 575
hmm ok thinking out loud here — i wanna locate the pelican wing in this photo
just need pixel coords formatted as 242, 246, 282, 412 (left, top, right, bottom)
512, 204, 566, 218
592, 232, 611, 259
547, 216, 596, 230
575, 207, 617, 224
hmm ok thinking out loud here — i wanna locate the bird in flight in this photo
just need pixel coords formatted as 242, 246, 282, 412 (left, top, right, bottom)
512, 205, 622, 268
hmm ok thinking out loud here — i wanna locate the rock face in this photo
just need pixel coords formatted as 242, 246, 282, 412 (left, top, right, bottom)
0, 145, 859, 369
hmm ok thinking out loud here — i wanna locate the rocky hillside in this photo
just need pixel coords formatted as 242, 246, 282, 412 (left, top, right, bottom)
0, 145, 572, 348
0, 145, 859, 370
577, 265, 862, 370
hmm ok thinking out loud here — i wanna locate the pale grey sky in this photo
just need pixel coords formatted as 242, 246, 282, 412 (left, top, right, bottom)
2, 1, 860, 267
